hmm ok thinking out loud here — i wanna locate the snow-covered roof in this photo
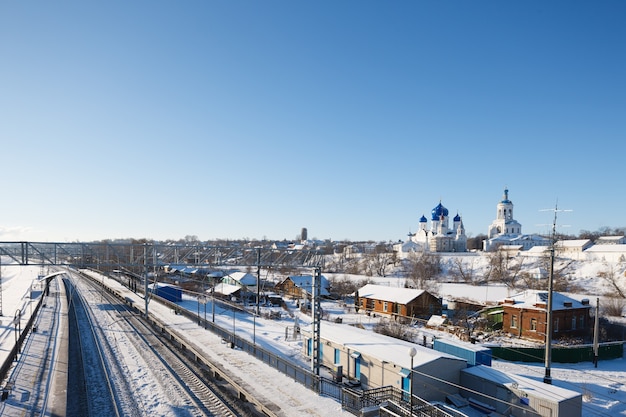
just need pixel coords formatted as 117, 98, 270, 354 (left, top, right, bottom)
226, 271, 257, 286
438, 283, 511, 305
285, 275, 330, 296
499, 290, 591, 311
462, 365, 580, 401
524, 245, 549, 254
498, 245, 523, 250
595, 235, 625, 242
489, 234, 550, 244
357, 283, 426, 304
212, 283, 241, 296
401, 240, 420, 251
318, 321, 465, 369
584, 244, 626, 253
556, 239, 592, 248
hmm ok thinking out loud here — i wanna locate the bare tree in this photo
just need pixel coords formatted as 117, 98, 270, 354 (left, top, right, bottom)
598, 264, 626, 299
518, 270, 544, 290
403, 252, 441, 293
449, 256, 479, 284
363, 246, 396, 277
329, 275, 366, 299
534, 249, 578, 292
602, 297, 626, 317
485, 250, 524, 290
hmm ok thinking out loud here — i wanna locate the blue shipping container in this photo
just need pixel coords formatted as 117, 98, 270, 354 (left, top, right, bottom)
433, 338, 492, 367
155, 284, 183, 302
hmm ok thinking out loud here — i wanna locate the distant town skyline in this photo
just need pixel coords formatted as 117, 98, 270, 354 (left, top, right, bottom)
1, 2, 624, 243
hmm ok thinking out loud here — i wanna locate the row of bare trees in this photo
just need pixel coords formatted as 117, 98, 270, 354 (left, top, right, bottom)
327, 246, 626, 302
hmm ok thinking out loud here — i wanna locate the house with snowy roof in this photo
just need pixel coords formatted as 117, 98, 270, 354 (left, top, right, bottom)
595, 235, 626, 245
583, 243, 626, 262
274, 274, 330, 299
355, 283, 442, 320
497, 290, 592, 342
554, 239, 593, 260
210, 282, 242, 300
209, 271, 258, 301
222, 271, 257, 287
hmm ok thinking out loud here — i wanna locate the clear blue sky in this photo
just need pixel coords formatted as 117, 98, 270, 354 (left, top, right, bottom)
1, 1, 624, 243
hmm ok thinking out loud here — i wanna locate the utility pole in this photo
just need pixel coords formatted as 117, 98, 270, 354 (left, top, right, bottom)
144, 243, 149, 317
311, 267, 321, 376
593, 297, 600, 367
542, 203, 571, 384
256, 248, 261, 316
543, 221, 556, 384
0, 257, 3, 316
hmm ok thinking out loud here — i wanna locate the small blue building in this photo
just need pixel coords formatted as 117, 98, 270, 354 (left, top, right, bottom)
433, 338, 492, 367
152, 283, 182, 302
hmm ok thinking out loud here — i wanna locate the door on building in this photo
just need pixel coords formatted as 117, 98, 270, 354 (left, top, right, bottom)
400, 368, 411, 401
350, 351, 361, 380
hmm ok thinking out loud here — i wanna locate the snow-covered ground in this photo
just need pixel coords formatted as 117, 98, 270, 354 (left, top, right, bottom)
0, 264, 353, 416
1, 252, 625, 416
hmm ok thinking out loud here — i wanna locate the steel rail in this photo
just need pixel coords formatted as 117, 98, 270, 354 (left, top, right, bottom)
64, 275, 123, 417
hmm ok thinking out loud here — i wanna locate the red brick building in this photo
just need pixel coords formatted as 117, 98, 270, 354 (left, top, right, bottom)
499, 290, 591, 342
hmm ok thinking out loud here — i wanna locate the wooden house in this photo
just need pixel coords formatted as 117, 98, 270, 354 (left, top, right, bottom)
355, 284, 442, 320
275, 275, 330, 299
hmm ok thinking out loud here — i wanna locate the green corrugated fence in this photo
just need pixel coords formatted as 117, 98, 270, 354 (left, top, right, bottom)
488, 342, 624, 363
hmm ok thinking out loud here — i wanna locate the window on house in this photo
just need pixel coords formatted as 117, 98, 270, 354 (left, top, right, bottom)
554, 318, 559, 333
579, 315, 585, 329
511, 315, 518, 328
572, 316, 577, 330
383, 302, 388, 312
530, 318, 537, 331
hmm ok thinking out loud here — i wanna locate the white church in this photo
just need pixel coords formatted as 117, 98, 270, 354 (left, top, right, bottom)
483, 188, 551, 251
396, 201, 468, 254
394, 188, 552, 255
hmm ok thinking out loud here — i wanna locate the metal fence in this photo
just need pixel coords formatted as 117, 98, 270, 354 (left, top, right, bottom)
489, 341, 624, 363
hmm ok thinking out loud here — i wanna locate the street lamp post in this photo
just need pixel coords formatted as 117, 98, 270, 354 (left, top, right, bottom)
211, 280, 215, 322
232, 304, 236, 348
15, 309, 22, 356
408, 346, 417, 417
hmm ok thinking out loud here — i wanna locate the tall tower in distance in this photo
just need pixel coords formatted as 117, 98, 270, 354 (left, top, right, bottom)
487, 188, 522, 239
301, 227, 308, 241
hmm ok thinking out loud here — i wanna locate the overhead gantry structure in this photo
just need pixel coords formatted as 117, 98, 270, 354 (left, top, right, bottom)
0, 241, 325, 269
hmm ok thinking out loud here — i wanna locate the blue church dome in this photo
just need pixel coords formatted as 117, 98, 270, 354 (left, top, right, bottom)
501, 188, 511, 204
419, 215, 427, 223
453, 213, 461, 222
431, 202, 448, 220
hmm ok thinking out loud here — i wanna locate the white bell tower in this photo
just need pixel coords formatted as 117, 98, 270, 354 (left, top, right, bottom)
487, 188, 522, 238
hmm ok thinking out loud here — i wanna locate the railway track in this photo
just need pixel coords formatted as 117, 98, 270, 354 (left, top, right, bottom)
65, 268, 257, 417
